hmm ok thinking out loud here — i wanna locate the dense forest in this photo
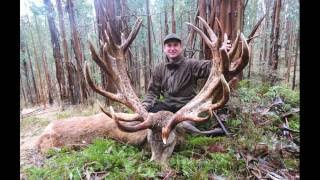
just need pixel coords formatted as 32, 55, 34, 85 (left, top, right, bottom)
20, 0, 299, 107
20, 0, 300, 179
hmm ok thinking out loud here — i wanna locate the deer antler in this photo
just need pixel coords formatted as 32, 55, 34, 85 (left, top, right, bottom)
85, 17, 154, 131
162, 16, 252, 144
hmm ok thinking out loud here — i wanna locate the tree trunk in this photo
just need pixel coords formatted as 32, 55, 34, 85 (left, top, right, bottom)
27, 16, 46, 107
164, 4, 169, 35
285, 20, 292, 84
143, 46, 148, 93
171, 0, 176, 33
21, 74, 27, 106
269, 0, 282, 71
34, 14, 54, 105
146, 0, 153, 82
22, 60, 33, 104
198, 0, 206, 59
93, 0, 120, 105
20, 36, 34, 105
56, 0, 77, 104
66, 0, 89, 103
186, 9, 199, 58
292, 29, 299, 90
25, 40, 39, 105
202, 0, 245, 89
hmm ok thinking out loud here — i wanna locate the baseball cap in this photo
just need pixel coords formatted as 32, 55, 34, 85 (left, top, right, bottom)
163, 33, 181, 44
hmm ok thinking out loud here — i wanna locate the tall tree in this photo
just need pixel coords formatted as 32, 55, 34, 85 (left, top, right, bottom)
171, 0, 176, 33
56, 0, 77, 104
66, 0, 89, 103
27, 16, 47, 107
269, 0, 282, 70
44, 0, 68, 103
34, 15, 54, 104
193, 0, 245, 88
146, 0, 153, 87
292, 28, 299, 90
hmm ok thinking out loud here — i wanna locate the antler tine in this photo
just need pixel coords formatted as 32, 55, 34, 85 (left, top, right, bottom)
215, 18, 224, 47
89, 40, 118, 86
104, 22, 120, 51
229, 33, 250, 77
84, 62, 124, 103
98, 101, 143, 122
228, 30, 240, 60
179, 121, 224, 136
111, 106, 152, 132
121, 17, 143, 52
197, 16, 218, 43
185, 22, 214, 49
219, 46, 230, 75
208, 75, 230, 110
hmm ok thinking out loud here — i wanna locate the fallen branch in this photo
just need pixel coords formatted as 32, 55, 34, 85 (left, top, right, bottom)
213, 111, 231, 136
281, 108, 300, 118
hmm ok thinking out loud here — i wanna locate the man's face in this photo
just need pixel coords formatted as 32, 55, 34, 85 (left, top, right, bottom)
164, 40, 183, 60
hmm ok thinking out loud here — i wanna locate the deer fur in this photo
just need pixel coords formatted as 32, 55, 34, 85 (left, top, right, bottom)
36, 113, 147, 154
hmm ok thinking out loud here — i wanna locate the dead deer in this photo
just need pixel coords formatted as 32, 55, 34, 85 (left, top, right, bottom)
83, 16, 263, 164
36, 113, 147, 154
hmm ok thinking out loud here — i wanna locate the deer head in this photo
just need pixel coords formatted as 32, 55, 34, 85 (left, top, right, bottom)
85, 16, 263, 164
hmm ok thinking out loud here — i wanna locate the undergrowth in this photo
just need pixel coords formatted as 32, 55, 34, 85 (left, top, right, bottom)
22, 80, 300, 179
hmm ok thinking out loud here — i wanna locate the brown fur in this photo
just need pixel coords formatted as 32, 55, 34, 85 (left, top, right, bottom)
36, 113, 147, 154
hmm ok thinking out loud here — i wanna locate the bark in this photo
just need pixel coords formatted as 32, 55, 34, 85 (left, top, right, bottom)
143, 46, 148, 93
171, 0, 176, 33
292, 29, 299, 90
146, 0, 153, 81
263, 0, 271, 63
285, 20, 292, 84
56, 0, 77, 104
164, 4, 169, 35
66, 0, 89, 103
269, 0, 282, 70
186, 9, 199, 58
203, 0, 245, 89
198, 0, 206, 59
21, 74, 27, 105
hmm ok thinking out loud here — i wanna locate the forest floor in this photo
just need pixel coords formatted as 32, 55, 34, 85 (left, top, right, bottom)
20, 103, 100, 179
20, 81, 300, 179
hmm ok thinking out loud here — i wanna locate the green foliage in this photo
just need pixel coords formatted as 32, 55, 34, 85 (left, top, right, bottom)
23, 139, 161, 179
184, 135, 225, 149
264, 85, 300, 107
170, 152, 244, 177
284, 158, 299, 170
288, 114, 300, 132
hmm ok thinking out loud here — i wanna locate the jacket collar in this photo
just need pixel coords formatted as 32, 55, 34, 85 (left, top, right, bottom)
165, 54, 185, 69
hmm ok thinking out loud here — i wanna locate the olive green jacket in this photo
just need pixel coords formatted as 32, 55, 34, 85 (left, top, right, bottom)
142, 54, 212, 111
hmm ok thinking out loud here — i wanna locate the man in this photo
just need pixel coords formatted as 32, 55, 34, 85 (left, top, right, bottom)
142, 33, 230, 113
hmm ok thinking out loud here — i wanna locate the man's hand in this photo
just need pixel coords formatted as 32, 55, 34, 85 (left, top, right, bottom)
222, 39, 232, 52
221, 33, 232, 52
